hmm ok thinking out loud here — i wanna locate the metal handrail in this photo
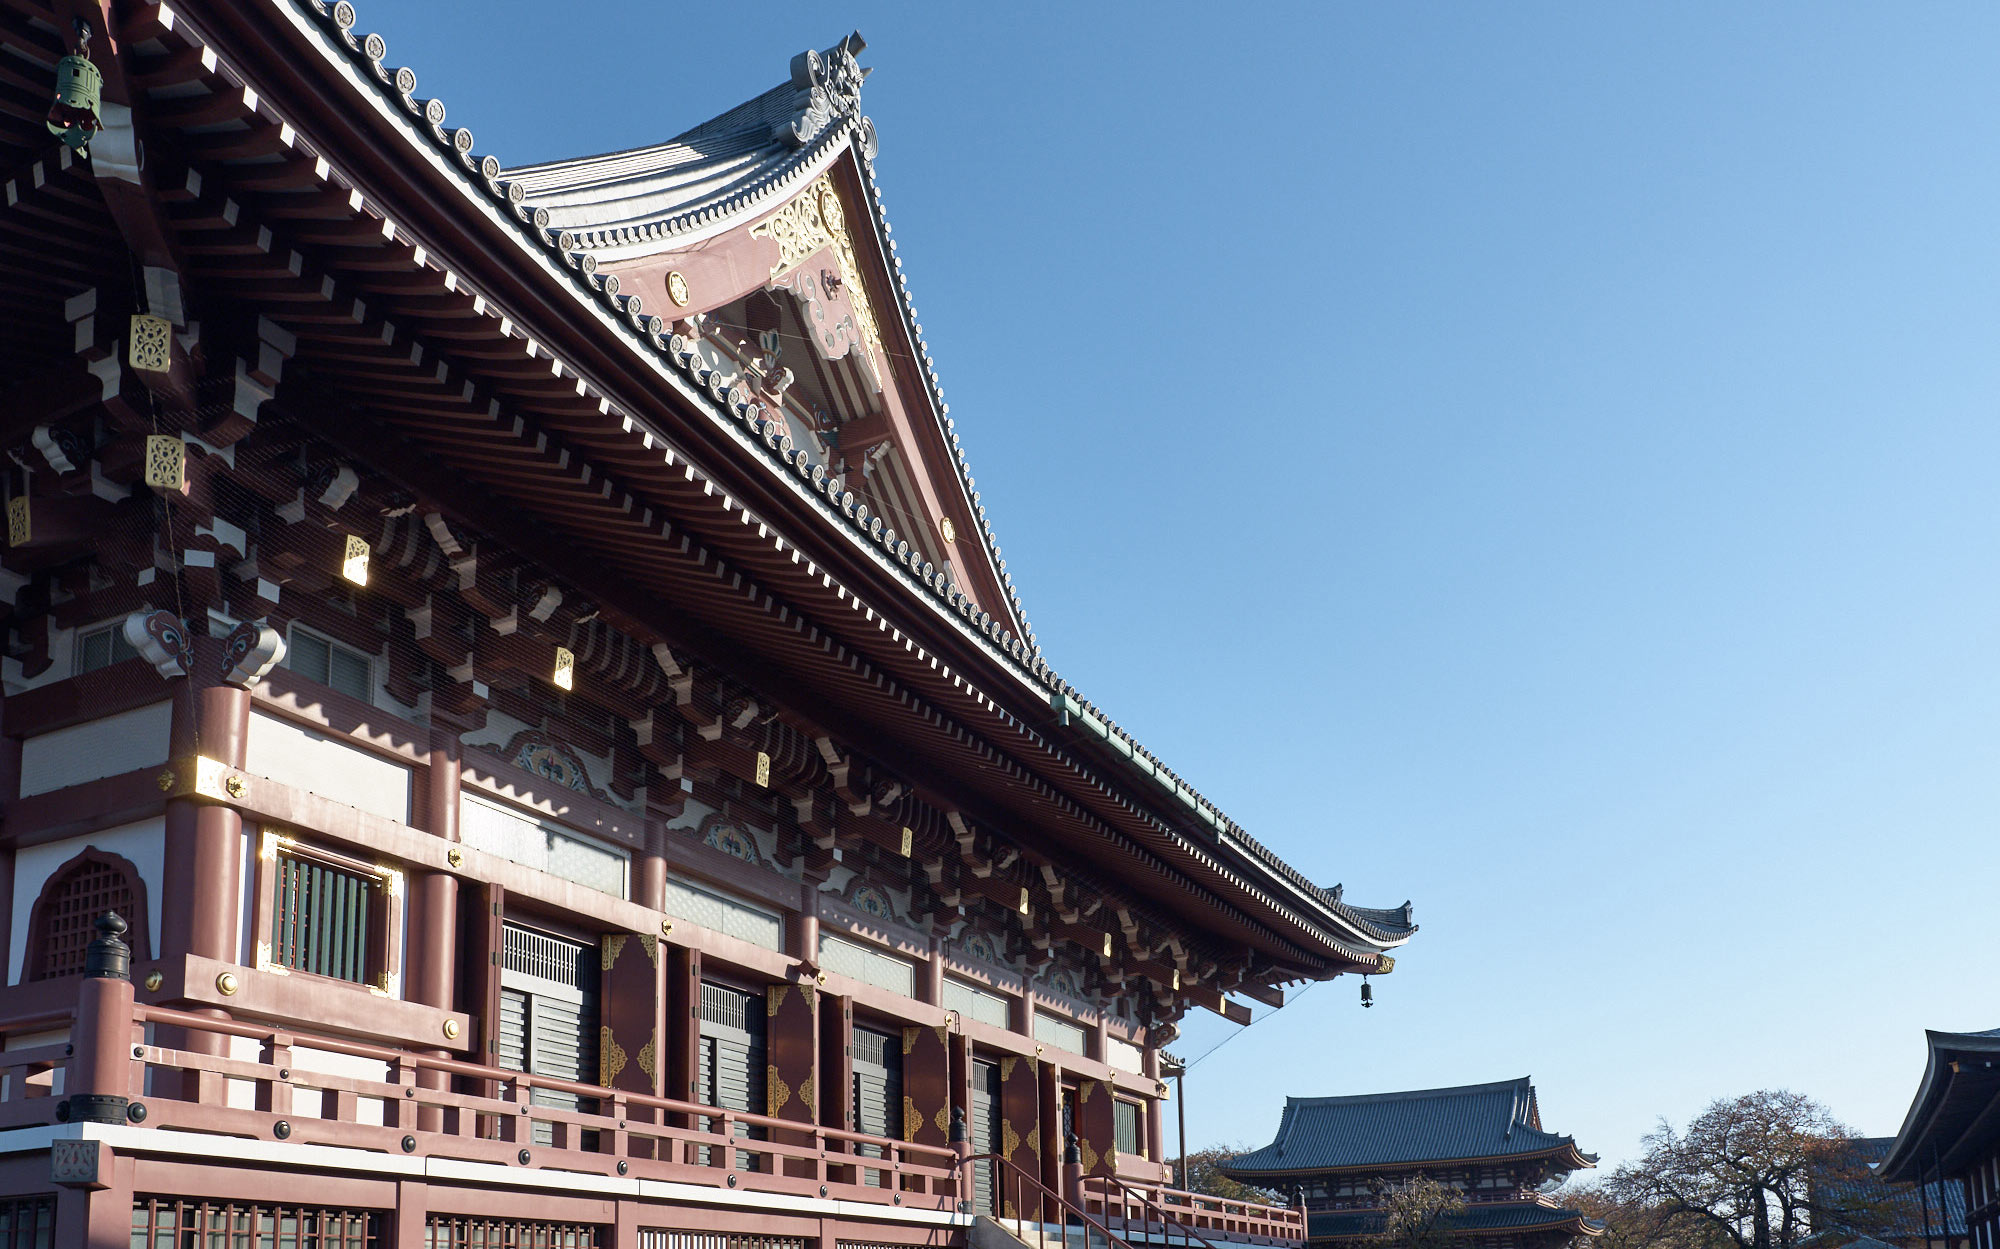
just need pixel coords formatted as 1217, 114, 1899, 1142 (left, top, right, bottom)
1083, 1173, 1235, 1249
957, 1152, 1140, 1249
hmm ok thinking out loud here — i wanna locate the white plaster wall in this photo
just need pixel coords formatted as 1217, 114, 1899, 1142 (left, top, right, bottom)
9, 817, 166, 984
291, 1045, 389, 1126
19, 701, 173, 797
1106, 1036, 1145, 1075
244, 711, 411, 823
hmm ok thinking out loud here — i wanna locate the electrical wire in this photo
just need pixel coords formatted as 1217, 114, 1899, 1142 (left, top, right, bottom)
1184, 980, 1319, 1071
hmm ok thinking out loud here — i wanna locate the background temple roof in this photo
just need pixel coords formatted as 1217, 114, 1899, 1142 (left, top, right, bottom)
1224, 1078, 1593, 1175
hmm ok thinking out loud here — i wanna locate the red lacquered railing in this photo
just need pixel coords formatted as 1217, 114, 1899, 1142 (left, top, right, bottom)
1081, 1175, 1305, 1245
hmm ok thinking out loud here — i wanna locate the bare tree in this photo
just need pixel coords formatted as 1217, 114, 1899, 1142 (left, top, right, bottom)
1605, 1091, 1893, 1249
1169, 1145, 1284, 1205
1375, 1175, 1467, 1249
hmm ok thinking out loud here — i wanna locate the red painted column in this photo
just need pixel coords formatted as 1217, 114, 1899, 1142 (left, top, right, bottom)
159, 639, 248, 1073
637, 821, 667, 912
0, 715, 18, 983
408, 725, 463, 1128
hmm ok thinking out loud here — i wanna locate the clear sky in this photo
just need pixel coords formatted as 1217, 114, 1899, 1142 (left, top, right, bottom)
354, 3, 2000, 1171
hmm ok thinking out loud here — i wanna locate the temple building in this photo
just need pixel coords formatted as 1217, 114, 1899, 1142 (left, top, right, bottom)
1880, 1029, 2000, 1249
1221, 1079, 1601, 1249
1811, 1138, 1969, 1249
0, 2, 1417, 1247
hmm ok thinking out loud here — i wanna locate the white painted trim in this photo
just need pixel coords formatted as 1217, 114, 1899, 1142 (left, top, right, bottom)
0, 1122, 972, 1228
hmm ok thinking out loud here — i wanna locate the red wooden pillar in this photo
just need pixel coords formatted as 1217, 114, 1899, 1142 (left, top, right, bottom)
665, 941, 702, 1130
1039, 1061, 1063, 1196
0, 720, 18, 981
409, 726, 462, 1129
1143, 1047, 1166, 1169
819, 992, 853, 1133
160, 639, 248, 1077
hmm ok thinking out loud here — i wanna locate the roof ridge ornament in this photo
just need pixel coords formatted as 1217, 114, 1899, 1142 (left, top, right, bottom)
779, 32, 877, 160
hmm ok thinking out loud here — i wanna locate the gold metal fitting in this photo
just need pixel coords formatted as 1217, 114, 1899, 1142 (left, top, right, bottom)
156, 769, 176, 792
446, 846, 464, 869
224, 775, 248, 799
442, 1019, 461, 1040
215, 972, 239, 996
659, 919, 673, 937
143, 970, 164, 992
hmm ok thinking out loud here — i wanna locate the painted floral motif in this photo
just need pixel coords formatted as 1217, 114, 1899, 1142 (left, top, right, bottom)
514, 739, 590, 794
705, 824, 759, 864
850, 884, 894, 920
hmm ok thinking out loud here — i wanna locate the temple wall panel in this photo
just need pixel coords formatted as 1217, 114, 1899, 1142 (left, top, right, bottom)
19, 701, 172, 797
245, 710, 412, 824
7, 816, 165, 983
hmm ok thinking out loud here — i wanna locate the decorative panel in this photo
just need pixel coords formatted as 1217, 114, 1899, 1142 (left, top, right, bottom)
599, 931, 662, 1095
998, 1053, 1041, 1187
764, 981, 818, 1125
901, 1023, 950, 1147
1075, 1078, 1117, 1177
666, 943, 701, 1125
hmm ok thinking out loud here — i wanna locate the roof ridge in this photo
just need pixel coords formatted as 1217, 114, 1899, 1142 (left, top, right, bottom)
287, 0, 1415, 965
1287, 1077, 1533, 1106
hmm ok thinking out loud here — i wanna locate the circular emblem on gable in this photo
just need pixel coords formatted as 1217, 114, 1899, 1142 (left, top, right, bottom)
666, 271, 691, 307
819, 188, 845, 235
939, 517, 956, 543
851, 884, 894, 920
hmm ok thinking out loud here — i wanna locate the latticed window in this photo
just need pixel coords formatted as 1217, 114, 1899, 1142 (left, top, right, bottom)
269, 841, 393, 986
0, 1195, 52, 1249
642, 1234, 805, 1249
1115, 1098, 1144, 1159
426, 1217, 599, 1248
26, 850, 147, 980
130, 1198, 380, 1248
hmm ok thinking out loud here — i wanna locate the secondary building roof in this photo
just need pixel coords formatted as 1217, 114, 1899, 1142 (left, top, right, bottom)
1223, 1078, 1596, 1176
1880, 1028, 2000, 1185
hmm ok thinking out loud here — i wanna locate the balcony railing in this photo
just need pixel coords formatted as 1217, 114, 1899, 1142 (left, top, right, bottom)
1081, 1175, 1305, 1246
3, 988, 960, 1211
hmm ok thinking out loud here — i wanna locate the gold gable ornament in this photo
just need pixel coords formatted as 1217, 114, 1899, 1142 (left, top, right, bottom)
754, 750, 770, 788
6, 497, 28, 548
899, 826, 913, 857
552, 645, 574, 691
143, 435, 185, 492
340, 533, 370, 586
128, 314, 171, 374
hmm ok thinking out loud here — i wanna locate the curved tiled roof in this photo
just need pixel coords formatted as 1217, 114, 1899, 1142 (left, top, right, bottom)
1880, 1027, 2000, 1183
1224, 1078, 1595, 1176
286, 1, 1416, 966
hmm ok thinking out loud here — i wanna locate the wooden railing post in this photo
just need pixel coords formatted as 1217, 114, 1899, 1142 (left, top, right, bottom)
64, 914, 136, 1126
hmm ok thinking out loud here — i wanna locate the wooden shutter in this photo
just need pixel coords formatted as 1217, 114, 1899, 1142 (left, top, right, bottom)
1075, 1078, 1117, 1176
599, 933, 663, 1096
764, 982, 817, 1124
998, 1053, 1041, 1189
901, 1023, 950, 1147
971, 1058, 1003, 1215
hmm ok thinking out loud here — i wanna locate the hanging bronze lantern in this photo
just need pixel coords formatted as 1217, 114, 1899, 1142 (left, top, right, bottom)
1360, 977, 1374, 1008
46, 26, 102, 153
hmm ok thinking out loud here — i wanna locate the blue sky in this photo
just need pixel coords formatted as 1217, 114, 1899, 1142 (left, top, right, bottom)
356, 4, 2000, 1170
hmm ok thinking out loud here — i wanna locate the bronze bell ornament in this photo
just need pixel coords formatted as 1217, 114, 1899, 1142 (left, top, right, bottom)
47, 22, 103, 154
